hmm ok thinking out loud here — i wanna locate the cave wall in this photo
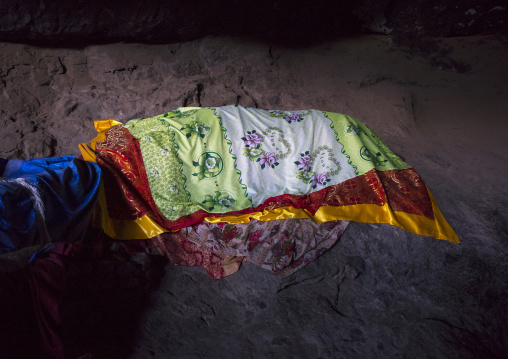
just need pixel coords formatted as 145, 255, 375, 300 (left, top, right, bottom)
0, 0, 506, 46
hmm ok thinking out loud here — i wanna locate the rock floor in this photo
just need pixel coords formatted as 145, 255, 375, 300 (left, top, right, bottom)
1, 35, 507, 358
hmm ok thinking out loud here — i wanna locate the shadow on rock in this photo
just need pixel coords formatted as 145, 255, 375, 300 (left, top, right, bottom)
0, 231, 167, 359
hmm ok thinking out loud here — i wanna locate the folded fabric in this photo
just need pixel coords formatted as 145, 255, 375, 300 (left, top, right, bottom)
79, 105, 458, 243
0, 156, 101, 271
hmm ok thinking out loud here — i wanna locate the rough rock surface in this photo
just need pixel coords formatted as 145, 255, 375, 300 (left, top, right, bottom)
1, 35, 507, 358
0, 0, 506, 46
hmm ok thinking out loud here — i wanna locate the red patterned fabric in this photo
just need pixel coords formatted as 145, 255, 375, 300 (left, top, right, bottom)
323, 168, 434, 219
322, 169, 387, 207
151, 232, 244, 279
95, 125, 164, 222
379, 168, 434, 219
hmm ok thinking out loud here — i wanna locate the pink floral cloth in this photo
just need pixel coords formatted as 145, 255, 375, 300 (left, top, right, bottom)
164, 218, 349, 278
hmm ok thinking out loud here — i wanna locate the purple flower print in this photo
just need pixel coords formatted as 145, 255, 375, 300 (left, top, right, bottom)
284, 113, 301, 123
311, 173, 329, 187
259, 152, 277, 168
297, 155, 313, 170
244, 133, 263, 147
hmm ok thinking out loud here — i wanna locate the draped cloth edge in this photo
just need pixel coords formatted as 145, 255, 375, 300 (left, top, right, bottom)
79, 120, 458, 243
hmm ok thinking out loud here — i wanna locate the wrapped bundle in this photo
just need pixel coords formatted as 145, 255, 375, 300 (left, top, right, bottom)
80, 105, 458, 278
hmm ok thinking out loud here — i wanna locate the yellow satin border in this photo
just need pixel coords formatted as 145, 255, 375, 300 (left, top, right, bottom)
78, 120, 122, 162
205, 189, 459, 243
92, 184, 171, 239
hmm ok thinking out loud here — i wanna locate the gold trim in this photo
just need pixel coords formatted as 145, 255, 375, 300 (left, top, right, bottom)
91, 183, 175, 240
205, 189, 459, 243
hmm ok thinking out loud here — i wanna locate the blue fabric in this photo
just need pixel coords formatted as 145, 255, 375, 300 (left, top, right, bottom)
0, 156, 101, 255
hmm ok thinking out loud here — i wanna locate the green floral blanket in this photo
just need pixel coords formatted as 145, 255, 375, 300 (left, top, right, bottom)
123, 105, 408, 222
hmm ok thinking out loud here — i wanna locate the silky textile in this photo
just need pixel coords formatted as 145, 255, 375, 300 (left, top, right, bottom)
80, 105, 458, 245
0, 156, 101, 269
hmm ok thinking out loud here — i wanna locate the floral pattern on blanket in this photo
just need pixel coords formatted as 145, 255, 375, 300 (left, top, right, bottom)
192, 152, 224, 179
268, 110, 311, 124
162, 108, 198, 121
124, 106, 412, 218
295, 146, 342, 189
202, 191, 236, 211
241, 130, 279, 169
241, 128, 291, 170
180, 121, 211, 139
182, 218, 350, 277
